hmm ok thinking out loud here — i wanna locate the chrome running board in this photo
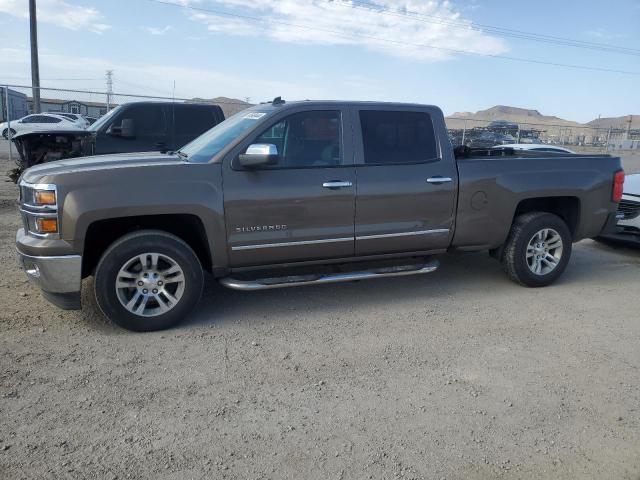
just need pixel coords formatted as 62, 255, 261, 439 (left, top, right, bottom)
219, 259, 440, 291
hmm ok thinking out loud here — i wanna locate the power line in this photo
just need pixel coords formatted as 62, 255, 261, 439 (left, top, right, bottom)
334, 0, 640, 57
147, 0, 640, 76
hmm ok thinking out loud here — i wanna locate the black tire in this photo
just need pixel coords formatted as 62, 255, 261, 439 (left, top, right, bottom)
94, 230, 204, 331
2, 128, 15, 140
502, 212, 572, 287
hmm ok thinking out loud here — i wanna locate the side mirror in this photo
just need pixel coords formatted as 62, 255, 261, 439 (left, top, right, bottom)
108, 118, 135, 138
238, 144, 278, 168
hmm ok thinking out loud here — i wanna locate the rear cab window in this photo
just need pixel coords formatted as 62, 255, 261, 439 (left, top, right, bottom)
358, 110, 438, 165
173, 106, 219, 136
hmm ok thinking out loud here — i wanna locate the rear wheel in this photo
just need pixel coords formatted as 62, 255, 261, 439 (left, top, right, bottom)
2, 128, 16, 139
94, 230, 204, 331
502, 212, 572, 287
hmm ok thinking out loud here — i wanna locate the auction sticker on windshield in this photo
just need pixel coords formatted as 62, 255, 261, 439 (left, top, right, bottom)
243, 112, 267, 120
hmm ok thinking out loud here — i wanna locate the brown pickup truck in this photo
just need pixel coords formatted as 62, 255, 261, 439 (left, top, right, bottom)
16, 99, 624, 331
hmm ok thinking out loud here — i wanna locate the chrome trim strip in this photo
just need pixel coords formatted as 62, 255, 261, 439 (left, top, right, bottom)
19, 208, 58, 218
20, 203, 57, 212
356, 229, 450, 241
19, 180, 57, 191
232, 236, 353, 251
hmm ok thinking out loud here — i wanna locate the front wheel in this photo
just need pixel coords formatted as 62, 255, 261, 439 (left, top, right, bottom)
94, 230, 204, 331
502, 212, 572, 287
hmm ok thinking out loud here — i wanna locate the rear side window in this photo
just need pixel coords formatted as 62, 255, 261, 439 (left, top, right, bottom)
173, 106, 219, 136
359, 110, 438, 164
122, 105, 167, 136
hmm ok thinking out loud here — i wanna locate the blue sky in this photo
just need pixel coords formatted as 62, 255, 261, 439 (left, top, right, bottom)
0, 0, 639, 122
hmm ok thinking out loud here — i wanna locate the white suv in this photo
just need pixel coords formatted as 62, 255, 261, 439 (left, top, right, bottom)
1, 113, 83, 139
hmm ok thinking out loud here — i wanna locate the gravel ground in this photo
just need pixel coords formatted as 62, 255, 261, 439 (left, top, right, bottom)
1, 143, 639, 479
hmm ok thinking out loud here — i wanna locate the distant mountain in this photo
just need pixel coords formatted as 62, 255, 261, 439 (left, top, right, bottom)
586, 115, 639, 131
446, 105, 583, 130
190, 96, 252, 117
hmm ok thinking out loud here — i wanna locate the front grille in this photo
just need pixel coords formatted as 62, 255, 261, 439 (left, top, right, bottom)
618, 199, 640, 220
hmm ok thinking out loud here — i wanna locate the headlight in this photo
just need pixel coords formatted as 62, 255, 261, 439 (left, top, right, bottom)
19, 182, 60, 238
34, 190, 56, 206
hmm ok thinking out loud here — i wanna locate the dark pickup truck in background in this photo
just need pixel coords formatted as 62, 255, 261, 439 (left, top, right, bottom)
16, 99, 624, 331
10, 101, 225, 172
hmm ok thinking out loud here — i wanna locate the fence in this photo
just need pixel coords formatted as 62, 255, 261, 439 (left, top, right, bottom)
1, 84, 252, 122
445, 117, 640, 152
2, 83, 639, 155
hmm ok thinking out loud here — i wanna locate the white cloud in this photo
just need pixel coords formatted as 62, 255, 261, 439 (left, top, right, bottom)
183, 0, 507, 61
585, 29, 623, 41
143, 25, 173, 35
0, 0, 110, 34
0, 47, 336, 102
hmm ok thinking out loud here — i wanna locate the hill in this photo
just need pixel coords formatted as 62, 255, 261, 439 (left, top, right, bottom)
189, 96, 252, 117
446, 105, 583, 131
586, 115, 639, 131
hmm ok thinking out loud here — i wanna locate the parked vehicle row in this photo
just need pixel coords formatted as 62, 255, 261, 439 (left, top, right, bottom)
8, 102, 225, 171
16, 98, 624, 331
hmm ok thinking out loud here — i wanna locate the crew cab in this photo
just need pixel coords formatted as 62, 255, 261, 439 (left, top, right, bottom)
16, 99, 624, 331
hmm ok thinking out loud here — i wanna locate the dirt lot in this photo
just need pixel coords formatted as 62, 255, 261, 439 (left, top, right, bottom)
1, 143, 639, 479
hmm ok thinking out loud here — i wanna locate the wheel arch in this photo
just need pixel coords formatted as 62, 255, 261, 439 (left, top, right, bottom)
82, 214, 212, 278
512, 196, 581, 239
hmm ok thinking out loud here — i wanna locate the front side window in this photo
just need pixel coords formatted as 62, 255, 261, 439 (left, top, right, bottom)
253, 110, 342, 168
359, 110, 438, 165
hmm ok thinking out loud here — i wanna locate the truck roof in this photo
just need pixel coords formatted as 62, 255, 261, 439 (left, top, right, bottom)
250, 99, 443, 113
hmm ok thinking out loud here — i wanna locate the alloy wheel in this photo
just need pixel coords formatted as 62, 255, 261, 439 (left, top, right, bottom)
115, 252, 186, 317
526, 228, 563, 275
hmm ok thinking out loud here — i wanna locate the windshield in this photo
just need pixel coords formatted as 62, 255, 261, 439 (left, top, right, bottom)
179, 110, 270, 163
88, 105, 123, 132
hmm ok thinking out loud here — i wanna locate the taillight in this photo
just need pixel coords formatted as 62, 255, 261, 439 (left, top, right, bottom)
613, 170, 625, 203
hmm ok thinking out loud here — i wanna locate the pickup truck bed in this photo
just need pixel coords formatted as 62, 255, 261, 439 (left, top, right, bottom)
453, 147, 618, 250
16, 99, 624, 331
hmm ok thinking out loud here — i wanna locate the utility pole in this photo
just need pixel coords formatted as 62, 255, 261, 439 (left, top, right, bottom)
106, 70, 113, 111
461, 119, 467, 146
29, 0, 41, 113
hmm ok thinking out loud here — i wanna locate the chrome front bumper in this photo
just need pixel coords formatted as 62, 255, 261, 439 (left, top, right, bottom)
17, 250, 82, 293
16, 223, 83, 310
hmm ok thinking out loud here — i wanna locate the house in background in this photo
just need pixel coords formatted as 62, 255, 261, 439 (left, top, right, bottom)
26, 97, 113, 118
0, 87, 29, 122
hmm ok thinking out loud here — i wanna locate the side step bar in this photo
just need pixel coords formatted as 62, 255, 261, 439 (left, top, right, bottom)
219, 259, 440, 291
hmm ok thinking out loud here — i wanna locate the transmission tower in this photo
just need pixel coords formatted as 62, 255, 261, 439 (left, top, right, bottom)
106, 70, 114, 111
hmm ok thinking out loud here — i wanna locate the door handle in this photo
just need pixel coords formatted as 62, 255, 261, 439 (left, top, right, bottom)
322, 181, 353, 189
426, 176, 453, 184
